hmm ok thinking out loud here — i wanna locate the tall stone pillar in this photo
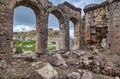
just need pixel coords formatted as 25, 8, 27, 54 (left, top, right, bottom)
59, 21, 69, 51
36, 13, 48, 55
74, 21, 81, 50
0, 1, 13, 56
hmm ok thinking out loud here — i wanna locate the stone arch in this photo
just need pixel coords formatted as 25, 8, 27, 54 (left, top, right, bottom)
47, 7, 69, 51
0, 0, 82, 56
15, 1, 40, 11
69, 17, 81, 50
70, 17, 78, 24
48, 7, 65, 24
9, 0, 47, 55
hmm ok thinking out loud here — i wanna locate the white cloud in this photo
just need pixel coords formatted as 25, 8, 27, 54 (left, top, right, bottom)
63, 0, 105, 16
13, 25, 35, 32
49, 0, 105, 16
70, 30, 74, 39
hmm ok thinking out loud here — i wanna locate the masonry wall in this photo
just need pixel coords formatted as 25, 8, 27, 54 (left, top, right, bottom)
0, 0, 13, 55
1, 0, 119, 56
59, 2, 81, 50
84, 2, 109, 50
0, 0, 53, 55
107, 0, 120, 54
0, 0, 81, 56
83, 0, 120, 54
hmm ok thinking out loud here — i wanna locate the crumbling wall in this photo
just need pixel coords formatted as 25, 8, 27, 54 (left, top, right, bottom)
84, 1, 109, 50
107, 0, 120, 54
83, 0, 120, 54
0, 0, 81, 56
47, 2, 81, 51
59, 2, 81, 50
0, 0, 53, 55
2, 0, 120, 56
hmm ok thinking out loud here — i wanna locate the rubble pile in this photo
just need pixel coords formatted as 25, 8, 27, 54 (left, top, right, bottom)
79, 56, 120, 77
0, 50, 120, 79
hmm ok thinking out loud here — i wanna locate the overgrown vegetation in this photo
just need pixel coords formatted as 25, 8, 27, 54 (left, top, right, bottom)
102, 14, 107, 20
13, 40, 57, 52
15, 46, 23, 54
13, 29, 58, 52
51, 41, 56, 44
13, 40, 36, 52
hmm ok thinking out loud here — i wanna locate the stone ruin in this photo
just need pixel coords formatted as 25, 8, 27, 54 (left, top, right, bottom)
0, 0, 81, 56
83, 0, 120, 54
0, 0, 120, 79
0, 0, 120, 57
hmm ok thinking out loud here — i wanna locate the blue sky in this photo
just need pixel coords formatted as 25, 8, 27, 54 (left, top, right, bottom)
13, 0, 105, 37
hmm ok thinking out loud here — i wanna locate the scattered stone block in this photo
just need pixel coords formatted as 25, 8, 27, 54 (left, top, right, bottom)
30, 63, 59, 79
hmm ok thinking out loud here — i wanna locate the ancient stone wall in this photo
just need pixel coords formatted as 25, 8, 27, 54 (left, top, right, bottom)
58, 2, 81, 50
0, 0, 81, 56
84, 1, 109, 50
83, 0, 120, 54
107, 0, 120, 54
47, 1, 81, 51
1, 0, 119, 55
0, 0, 13, 55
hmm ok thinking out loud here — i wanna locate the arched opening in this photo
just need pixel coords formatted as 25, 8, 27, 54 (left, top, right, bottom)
69, 17, 79, 50
48, 9, 67, 51
48, 14, 60, 52
69, 21, 75, 49
13, 6, 36, 54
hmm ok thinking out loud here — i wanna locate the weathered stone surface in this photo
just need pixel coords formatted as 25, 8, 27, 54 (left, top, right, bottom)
107, 0, 120, 54
79, 56, 120, 77
67, 72, 81, 79
50, 54, 67, 67
62, 51, 72, 58
30, 63, 59, 79
81, 71, 93, 79
0, 60, 7, 69
13, 53, 37, 62
93, 73, 115, 79
83, 0, 120, 54
115, 76, 120, 79
83, 1, 109, 50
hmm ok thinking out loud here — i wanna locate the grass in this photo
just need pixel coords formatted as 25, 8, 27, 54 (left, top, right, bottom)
51, 41, 56, 44
13, 40, 56, 52
13, 40, 36, 52
47, 46, 56, 52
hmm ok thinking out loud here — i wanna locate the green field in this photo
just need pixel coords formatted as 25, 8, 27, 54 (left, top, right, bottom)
13, 40, 56, 52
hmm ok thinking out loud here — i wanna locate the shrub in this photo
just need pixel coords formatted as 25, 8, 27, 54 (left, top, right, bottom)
102, 14, 106, 20
15, 46, 23, 54
53, 31, 59, 36
51, 41, 56, 44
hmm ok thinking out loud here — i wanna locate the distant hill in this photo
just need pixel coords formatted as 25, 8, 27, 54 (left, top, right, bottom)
13, 28, 59, 41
